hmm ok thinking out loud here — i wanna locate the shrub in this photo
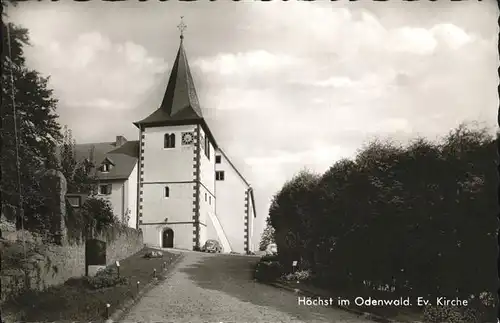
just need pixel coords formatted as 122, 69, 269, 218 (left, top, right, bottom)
260, 254, 279, 262
144, 251, 163, 258
254, 259, 283, 282
81, 197, 118, 232
259, 218, 275, 251
423, 305, 479, 323
282, 269, 312, 282
84, 265, 128, 290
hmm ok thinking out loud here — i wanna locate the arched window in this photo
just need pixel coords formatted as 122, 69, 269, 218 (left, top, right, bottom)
164, 133, 176, 148
164, 186, 170, 198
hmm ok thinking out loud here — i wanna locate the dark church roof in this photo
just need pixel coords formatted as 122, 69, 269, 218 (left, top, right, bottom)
134, 37, 204, 127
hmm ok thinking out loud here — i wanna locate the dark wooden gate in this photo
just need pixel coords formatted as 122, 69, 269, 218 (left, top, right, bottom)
162, 229, 174, 248
85, 239, 106, 276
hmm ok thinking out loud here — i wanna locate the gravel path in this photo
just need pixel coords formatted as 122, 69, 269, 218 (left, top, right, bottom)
121, 251, 373, 323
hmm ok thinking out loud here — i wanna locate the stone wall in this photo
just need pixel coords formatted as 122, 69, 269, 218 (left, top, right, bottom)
101, 226, 144, 266
0, 224, 143, 303
0, 169, 144, 303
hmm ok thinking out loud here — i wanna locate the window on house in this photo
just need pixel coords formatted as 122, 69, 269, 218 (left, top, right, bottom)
215, 155, 221, 164
101, 163, 110, 172
164, 186, 170, 198
216, 171, 225, 181
209, 196, 211, 205
204, 136, 210, 159
99, 184, 112, 195
205, 192, 207, 201
164, 133, 176, 148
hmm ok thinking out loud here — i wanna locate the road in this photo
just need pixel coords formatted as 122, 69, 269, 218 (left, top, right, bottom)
120, 250, 373, 323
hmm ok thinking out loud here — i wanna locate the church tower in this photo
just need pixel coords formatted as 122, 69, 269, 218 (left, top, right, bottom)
134, 19, 216, 250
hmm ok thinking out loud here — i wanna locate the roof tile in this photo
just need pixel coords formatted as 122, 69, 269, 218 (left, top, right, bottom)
73, 140, 139, 181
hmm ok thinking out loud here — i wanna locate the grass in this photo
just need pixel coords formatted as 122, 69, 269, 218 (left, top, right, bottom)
3, 247, 181, 323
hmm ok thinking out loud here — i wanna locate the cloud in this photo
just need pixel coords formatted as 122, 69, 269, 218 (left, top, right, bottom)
194, 50, 300, 76
247, 146, 354, 167
245, 145, 358, 189
312, 98, 326, 104
312, 77, 356, 88
431, 23, 474, 49
386, 27, 438, 55
303, 72, 396, 93
385, 23, 473, 55
66, 98, 127, 110
24, 31, 168, 111
373, 118, 413, 133
203, 87, 282, 111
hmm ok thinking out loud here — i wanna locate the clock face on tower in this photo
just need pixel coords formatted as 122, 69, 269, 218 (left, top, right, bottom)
182, 132, 194, 145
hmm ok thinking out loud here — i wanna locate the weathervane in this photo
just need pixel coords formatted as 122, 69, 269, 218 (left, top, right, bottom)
177, 16, 187, 40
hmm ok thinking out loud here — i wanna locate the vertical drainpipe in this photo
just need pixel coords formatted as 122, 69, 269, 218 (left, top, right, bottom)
122, 181, 125, 223
136, 126, 143, 230
244, 188, 249, 254
213, 145, 217, 229
193, 124, 202, 250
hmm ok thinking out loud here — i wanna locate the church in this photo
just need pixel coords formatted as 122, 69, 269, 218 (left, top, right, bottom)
73, 25, 257, 254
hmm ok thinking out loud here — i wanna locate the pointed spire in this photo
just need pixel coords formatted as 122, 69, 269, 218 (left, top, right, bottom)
134, 17, 203, 127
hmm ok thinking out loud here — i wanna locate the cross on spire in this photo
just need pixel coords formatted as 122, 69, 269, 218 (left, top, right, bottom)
177, 16, 187, 40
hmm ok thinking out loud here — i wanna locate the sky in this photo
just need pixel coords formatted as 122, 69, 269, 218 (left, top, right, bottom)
6, 0, 499, 249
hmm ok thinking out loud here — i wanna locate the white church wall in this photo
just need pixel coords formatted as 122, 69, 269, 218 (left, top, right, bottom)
142, 125, 196, 183
194, 126, 217, 249
198, 185, 215, 228
247, 191, 255, 252
127, 162, 138, 228
205, 213, 218, 243
199, 184, 229, 250
141, 223, 194, 250
198, 126, 216, 196
141, 182, 195, 224
215, 151, 248, 254
198, 223, 207, 249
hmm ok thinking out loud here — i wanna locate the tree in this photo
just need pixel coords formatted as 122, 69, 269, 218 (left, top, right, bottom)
81, 197, 118, 233
268, 169, 320, 270
267, 121, 497, 321
59, 125, 97, 194
259, 217, 275, 251
1, 9, 62, 228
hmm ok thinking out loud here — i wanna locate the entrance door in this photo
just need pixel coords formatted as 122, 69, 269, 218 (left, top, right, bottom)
162, 228, 174, 248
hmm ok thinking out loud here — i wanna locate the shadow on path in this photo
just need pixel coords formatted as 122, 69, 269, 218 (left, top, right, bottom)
179, 253, 333, 322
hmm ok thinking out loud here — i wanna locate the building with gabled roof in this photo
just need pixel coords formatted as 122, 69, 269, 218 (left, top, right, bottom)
71, 136, 139, 228
74, 27, 256, 254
